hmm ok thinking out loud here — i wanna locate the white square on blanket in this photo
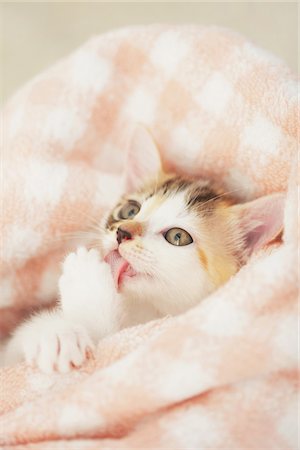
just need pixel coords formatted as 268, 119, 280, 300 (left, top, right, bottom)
169, 124, 203, 165
241, 113, 282, 163
24, 159, 68, 206
125, 87, 157, 124
150, 31, 190, 76
3, 224, 42, 264
70, 49, 112, 93
196, 72, 234, 116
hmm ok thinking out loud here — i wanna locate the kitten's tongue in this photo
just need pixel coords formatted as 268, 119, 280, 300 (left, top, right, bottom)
104, 249, 136, 290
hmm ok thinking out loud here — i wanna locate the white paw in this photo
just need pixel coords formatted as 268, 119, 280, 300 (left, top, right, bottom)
59, 247, 115, 315
15, 313, 95, 373
61, 247, 102, 279
59, 247, 112, 301
57, 247, 118, 341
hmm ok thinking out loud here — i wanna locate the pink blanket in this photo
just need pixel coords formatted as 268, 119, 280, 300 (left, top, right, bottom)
0, 25, 298, 448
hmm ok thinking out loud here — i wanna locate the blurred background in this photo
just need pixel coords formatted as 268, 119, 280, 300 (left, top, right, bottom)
1, 2, 298, 103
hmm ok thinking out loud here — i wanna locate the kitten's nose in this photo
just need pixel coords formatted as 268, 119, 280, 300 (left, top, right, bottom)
116, 222, 143, 244
117, 227, 132, 244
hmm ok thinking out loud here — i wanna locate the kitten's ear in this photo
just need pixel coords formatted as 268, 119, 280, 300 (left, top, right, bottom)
123, 125, 162, 193
231, 193, 285, 256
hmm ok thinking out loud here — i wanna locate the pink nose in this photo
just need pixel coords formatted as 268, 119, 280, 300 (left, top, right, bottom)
116, 221, 143, 244
117, 227, 132, 244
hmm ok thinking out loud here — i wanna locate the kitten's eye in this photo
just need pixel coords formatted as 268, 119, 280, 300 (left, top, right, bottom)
118, 201, 141, 220
164, 228, 193, 246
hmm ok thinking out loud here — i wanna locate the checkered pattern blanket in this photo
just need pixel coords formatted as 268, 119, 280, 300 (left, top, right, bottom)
0, 25, 298, 448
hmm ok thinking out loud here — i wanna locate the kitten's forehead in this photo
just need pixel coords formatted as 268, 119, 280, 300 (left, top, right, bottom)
140, 175, 222, 214
137, 191, 189, 230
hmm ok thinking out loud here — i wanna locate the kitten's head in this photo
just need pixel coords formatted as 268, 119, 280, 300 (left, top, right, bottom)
99, 126, 284, 315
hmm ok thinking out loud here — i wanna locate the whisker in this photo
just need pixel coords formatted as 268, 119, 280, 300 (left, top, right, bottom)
57, 209, 102, 229
44, 230, 102, 246
74, 209, 101, 223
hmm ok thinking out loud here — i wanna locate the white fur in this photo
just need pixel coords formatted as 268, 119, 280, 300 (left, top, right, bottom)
59, 248, 120, 340
4, 248, 119, 372
4, 310, 94, 373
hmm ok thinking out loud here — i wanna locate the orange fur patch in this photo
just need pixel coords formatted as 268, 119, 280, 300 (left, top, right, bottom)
208, 254, 238, 287
197, 248, 208, 269
121, 220, 144, 237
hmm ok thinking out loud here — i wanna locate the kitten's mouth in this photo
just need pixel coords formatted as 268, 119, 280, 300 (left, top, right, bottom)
104, 249, 137, 290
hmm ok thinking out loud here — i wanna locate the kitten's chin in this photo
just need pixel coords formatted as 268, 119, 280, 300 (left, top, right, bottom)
118, 263, 155, 299
119, 272, 151, 292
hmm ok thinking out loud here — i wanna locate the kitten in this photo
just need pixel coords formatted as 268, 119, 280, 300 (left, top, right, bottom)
4, 126, 284, 373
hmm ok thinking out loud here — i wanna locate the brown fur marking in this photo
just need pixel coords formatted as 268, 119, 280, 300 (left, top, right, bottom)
197, 248, 208, 269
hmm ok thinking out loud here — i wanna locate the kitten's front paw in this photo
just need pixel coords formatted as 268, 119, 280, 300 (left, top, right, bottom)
62, 247, 102, 279
59, 247, 114, 306
20, 315, 95, 373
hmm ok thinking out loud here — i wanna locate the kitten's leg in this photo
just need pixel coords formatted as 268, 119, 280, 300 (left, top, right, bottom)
4, 309, 94, 373
4, 248, 119, 373
59, 247, 121, 342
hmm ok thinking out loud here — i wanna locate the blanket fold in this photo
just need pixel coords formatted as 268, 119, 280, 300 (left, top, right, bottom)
0, 25, 298, 448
